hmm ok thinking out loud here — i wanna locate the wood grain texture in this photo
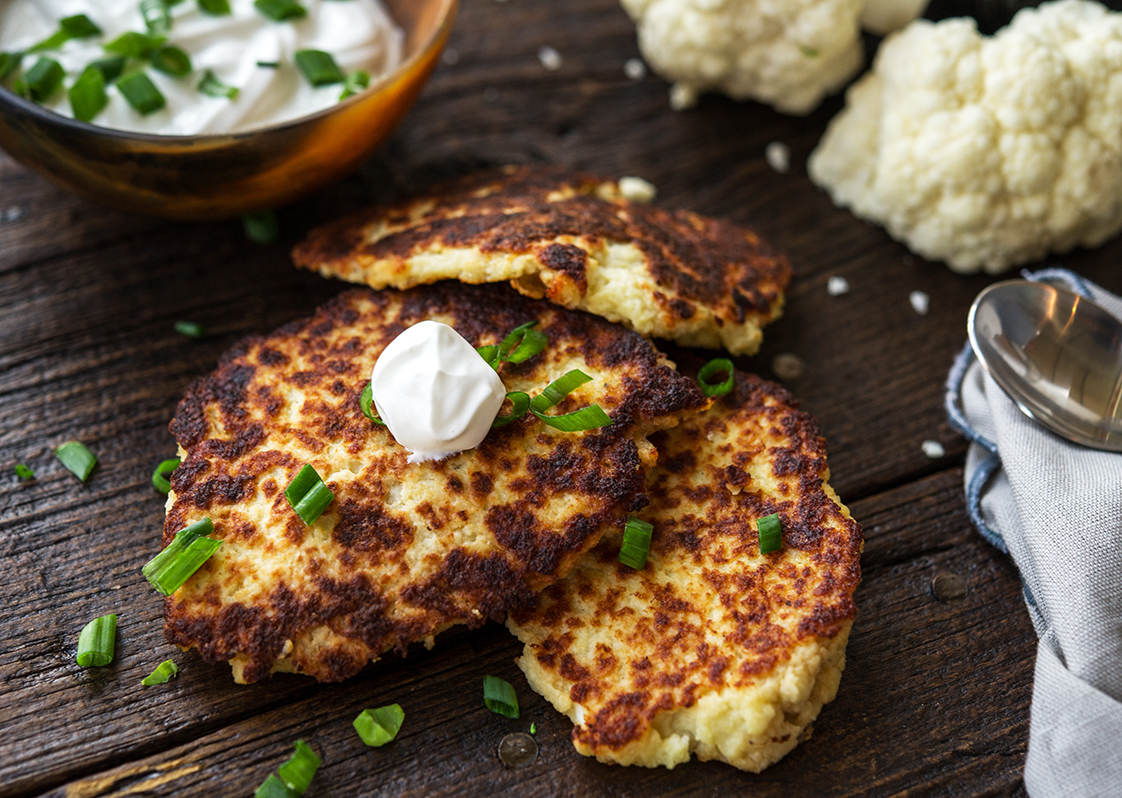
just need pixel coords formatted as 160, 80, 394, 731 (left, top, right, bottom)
2, 0, 1121, 795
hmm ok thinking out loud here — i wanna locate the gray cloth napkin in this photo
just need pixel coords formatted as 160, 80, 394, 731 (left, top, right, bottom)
945, 267, 1122, 798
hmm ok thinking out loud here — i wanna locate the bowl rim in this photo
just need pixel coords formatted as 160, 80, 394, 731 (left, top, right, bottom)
0, 0, 457, 144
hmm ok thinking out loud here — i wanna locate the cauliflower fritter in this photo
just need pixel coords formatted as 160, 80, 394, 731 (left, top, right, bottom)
507, 371, 862, 771
809, 0, 1122, 273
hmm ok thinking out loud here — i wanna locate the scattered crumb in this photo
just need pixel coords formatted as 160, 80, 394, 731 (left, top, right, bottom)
3, 206, 24, 222
827, 276, 850, 296
921, 440, 945, 459
618, 176, 657, 203
442, 48, 460, 66
483, 87, 499, 103
538, 46, 562, 71
669, 82, 698, 111
772, 353, 806, 381
909, 290, 930, 316
765, 142, 790, 174
624, 58, 646, 81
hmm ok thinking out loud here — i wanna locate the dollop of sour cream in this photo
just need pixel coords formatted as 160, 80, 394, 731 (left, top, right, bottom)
0, 0, 402, 135
371, 321, 507, 464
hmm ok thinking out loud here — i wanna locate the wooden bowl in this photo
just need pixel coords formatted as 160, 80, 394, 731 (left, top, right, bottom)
0, 0, 456, 220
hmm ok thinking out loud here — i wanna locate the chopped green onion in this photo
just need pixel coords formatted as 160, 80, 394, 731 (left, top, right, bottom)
141, 0, 173, 34
152, 46, 191, 77
529, 369, 592, 413
353, 704, 405, 747
174, 320, 206, 339
758, 513, 782, 554
255, 775, 299, 798
476, 344, 500, 369
530, 723, 536, 734
277, 740, 320, 794
531, 403, 612, 431
294, 49, 344, 86
799, 45, 820, 58
88, 56, 127, 83
483, 675, 520, 719
117, 71, 166, 114
142, 517, 221, 596
257, 60, 280, 68
29, 14, 102, 53
254, 0, 308, 21
243, 210, 278, 243
15, 57, 64, 103
55, 440, 97, 482
76, 613, 117, 667
69, 65, 108, 122
14, 464, 35, 480
697, 358, 735, 398
141, 659, 179, 685
197, 0, 232, 14
151, 457, 181, 494
492, 391, 530, 428
104, 32, 166, 59
618, 517, 653, 570
339, 69, 369, 100
285, 465, 334, 525
198, 69, 239, 99
0, 52, 22, 81
498, 321, 548, 364
359, 382, 386, 425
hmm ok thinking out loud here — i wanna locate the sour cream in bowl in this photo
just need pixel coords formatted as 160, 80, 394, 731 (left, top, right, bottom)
0, 0, 456, 218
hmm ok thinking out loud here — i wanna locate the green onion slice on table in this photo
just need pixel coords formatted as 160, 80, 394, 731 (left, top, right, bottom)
354, 704, 405, 747
141, 659, 179, 685
697, 358, 735, 398
14, 464, 35, 479
174, 320, 206, 339
285, 465, 334, 525
483, 675, 520, 719
618, 516, 653, 570
76, 613, 117, 667
242, 210, 278, 243
55, 440, 97, 482
757, 513, 782, 554
142, 517, 221, 596
528, 369, 613, 431
294, 49, 344, 86
254, 740, 320, 797
151, 457, 181, 494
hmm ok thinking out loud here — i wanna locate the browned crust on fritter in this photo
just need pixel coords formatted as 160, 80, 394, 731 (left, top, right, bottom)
163, 282, 706, 683
291, 165, 791, 343
508, 371, 862, 754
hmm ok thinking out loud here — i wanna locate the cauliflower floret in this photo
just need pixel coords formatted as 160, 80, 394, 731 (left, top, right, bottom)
808, 0, 1122, 273
620, 0, 867, 115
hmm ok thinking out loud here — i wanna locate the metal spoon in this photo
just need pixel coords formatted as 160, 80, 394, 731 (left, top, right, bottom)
968, 279, 1122, 452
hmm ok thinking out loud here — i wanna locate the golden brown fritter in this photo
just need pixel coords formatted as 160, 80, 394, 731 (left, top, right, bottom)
292, 165, 791, 355
161, 283, 707, 683
507, 371, 862, 771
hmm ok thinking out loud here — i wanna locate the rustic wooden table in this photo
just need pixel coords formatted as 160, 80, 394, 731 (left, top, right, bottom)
2, 1, 1120, 796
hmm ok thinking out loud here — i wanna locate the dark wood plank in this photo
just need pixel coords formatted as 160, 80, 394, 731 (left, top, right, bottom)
31, 470, 1036, 798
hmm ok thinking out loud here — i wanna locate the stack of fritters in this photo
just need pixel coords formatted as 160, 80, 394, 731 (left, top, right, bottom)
160, 167, 860, 774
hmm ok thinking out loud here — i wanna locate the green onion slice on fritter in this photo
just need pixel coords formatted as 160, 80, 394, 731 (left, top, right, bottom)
285, 465, 334, 525
757, 513, 782, 554
142, 517, 221, 596
618, 516, 653, 570
697, 358, 734, 398
151, 457, 181, 494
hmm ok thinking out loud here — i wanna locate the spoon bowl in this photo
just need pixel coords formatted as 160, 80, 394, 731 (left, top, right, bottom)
968, 279, 1122, 452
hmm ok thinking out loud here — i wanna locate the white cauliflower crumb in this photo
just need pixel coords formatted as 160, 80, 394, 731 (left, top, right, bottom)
538, 46, 562, 71
772, 353, 806, 381
909, 290, 929, 315
618, 176, 658, 203
624, 57, 647, 80
669, 81, 698, 111
619, 0, 867, 115
766, 142, 790, 174
809, 0, 1122, 274
827, 276, 850, 296
921, 440, 945, 459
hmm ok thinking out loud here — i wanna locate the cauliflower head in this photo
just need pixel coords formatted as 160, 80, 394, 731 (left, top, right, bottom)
620, 0, 867, 115
808, 0, 1122, 274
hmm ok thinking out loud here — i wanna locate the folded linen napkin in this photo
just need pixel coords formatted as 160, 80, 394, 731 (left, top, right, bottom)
945, 267, 1122, 798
